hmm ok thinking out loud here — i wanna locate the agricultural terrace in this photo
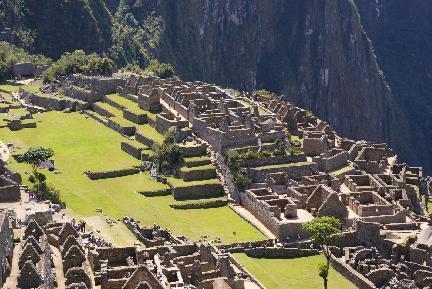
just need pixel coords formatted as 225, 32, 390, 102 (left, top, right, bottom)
0, 111, 265, 245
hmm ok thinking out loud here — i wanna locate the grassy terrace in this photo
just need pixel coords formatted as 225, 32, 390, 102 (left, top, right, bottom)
0, 111, 265, 245
253, 161, 314, 171
22, 82, 76, 101
136, 123, 164, 145
0, 84, 20, 93
234, 254, 357, 289
167, 177, 220, 188
94, 99, 165, 145
106, 93, 144, 114
181, 164, 215, 172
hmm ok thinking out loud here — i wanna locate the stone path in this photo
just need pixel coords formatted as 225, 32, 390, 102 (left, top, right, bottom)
230, 204, 276, 239
51, 246, 66, 289
3, 242, 21, 289
0, 140, 10, 162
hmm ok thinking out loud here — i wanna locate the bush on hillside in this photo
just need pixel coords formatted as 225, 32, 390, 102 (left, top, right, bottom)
42, 50, 114, 81
144, 59, 175, 79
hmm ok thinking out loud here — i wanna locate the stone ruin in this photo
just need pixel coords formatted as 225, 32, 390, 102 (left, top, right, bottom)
0, 210, 13, 287
87, 216, 259, 289
0, 160, 21, 202
242, 172, 350, 241
15, 220, 93, 289
328, 220, 432, 289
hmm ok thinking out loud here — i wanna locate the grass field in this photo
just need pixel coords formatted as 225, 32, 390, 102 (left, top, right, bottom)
0, 111, 265, 245
234, 254, 357, 289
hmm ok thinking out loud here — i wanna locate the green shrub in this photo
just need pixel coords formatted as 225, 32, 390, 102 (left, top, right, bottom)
42, 50, 114, 81
290, 146, 303, 155
253, 89, 272, 98
144, 59, 175, 79
163, 131, 176, 145
152, 143, 183, 173
234, 170, 251, 192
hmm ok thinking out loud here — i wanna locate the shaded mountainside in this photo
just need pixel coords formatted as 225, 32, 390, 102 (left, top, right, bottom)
132, 0, 398, 153
355, 0, 432, 173
1, 0, 425, 171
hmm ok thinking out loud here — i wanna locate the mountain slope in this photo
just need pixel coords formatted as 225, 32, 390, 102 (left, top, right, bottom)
140, 0, 396, 143
1, 0, 415, 170
355, 0, 432, 172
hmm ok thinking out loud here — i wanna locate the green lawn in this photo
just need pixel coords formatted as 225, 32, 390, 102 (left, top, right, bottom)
0, 111, 265, 244
234, 254, 357, 289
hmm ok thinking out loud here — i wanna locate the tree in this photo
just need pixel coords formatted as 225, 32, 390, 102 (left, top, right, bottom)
302, 216, 341, 289
20, 147, 54, 193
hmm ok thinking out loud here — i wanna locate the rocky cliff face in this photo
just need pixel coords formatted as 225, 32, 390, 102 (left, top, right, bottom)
4, 0, 422, 171
355, 0, 432, 172
130, 0, 395, 144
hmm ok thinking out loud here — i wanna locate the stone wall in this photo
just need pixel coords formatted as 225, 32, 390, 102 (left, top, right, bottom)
107, 119, 136, 136
239, 154, 307, 168
63, 84, 103, 102
123, 110, 147, 125
67, 74, 125, 95
21, 89, 89, 111
240, 192, 309, 240
248, 162, 318, 182
330, 255, 376, 289
121, 141, 145, 160
169, 199, 228, 210
244, 247, 319, 258
0, 176, 20, 202
171, 183, 224, 200
85, 167, 140, 180
0, 212, 12, 287
180, 167, 217, 182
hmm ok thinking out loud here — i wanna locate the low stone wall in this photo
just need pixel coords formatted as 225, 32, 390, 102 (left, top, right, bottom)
135, 131, 155, 147
155, 114, 188, 134
92, 103, 115, 117
123, 110, 147, 125
244, 247, 319, 258
239, 154, 307, 168
21, 90, 88, 111
169, 199, 228, 210
330, 256, 375, 289
121, 141, 144, 160
67, 74, 125, 95
138, 189, 171, 197
85, 167, 140, 180
214, 152, 240, 202
63, 84, 103, 102
180, 144, 207, 158
228, 255, 266, 289
249, 162, 318, 182
218, 240, 274, 253
107, 119, 136, 136
180, 167, 217, 182
171, 183, 224, 200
